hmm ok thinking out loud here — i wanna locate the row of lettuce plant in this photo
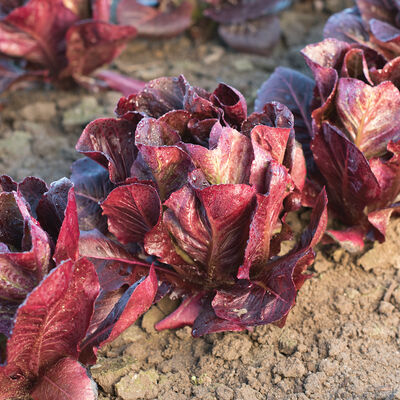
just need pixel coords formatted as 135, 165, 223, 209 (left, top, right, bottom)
0, 0, 291, 93
0, 76, 328, 399
2, 0, 400, 397
256, 0, 400, 252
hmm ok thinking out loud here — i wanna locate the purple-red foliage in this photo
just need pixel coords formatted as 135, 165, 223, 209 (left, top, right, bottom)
73, 75, 327, 337
109, 0, 194, 38
324, 0, 400, 61
0, 177, 158, 399
256, 32, 400, 251
204, 0, 291, 54
0, 0, 138, 92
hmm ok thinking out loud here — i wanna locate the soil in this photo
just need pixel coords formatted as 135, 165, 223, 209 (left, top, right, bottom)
1, 0, 400, 399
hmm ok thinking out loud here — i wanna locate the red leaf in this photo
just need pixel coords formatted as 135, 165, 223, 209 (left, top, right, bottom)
54, 187, 79, 264
335, 78, 400, 158
76, 117, 139, 184
242, 162, 292, 279
255, 67, 314, 166
325, 227, 366, 253
323, 8, 368, 45
102, 183, 161, 244
311, 123, 380, 225
116, 0, 193, 38
184, 127, 253, 185
80, 266, 157, 363
155, 293, 204, 331
31, 357, 97, 400
212, 189, 327, 327
0, 0, 80, 70
136, 143, 193, 201
36, 178, 73, 242
133, 76, 186, 117
6, 258, 99, 377
63, 20, 137, 78
95, 70, 145, 96
78, 229, 134, 262
211, 83, 247, 127
145, 184, 256, 286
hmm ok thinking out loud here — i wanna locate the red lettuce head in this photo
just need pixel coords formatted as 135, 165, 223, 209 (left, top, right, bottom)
0, 0, 137, 92
0, 177, 101, 399
255, 37, 400, 251
106, 0, 194, 38
204, 0, 291, 55
324, 0, 400, 61
73, 75, 327, 337
0, 175, 157, 398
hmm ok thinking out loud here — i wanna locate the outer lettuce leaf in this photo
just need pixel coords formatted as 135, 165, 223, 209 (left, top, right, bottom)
5, 258, 99, 377
79, 266, 157, 364
0, 0, 79, 70
63, 20, 136, 79
36, 178, 73, 242
323, 8, 369, 45
71, 158, 115, 233
369, 141, 400, 209
191, 296, 247, 337
311, 123, 380, 225
155, 293, 204, 331
94, 69, 146, 96
0, 59, 45, 92
31, 357, 97, 400
211, 189, 327, 328
325, 227, 366, 253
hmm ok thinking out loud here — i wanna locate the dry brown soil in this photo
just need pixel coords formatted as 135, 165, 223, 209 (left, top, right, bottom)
1, 1, 399, 399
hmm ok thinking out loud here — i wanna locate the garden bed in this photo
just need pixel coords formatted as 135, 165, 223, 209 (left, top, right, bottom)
1, 0, 399, 398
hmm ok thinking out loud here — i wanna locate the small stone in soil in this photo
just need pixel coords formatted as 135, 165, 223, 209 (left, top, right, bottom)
379, 301, 395, 315
90, 356, 135, 393
20, 102, 56, 122
274, 357, 306, 379
215, 384, 234, 400
212, 334, 252, 361
115, 369, 159, 400
278, 329, 298, 355
393, 286, 400, 305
